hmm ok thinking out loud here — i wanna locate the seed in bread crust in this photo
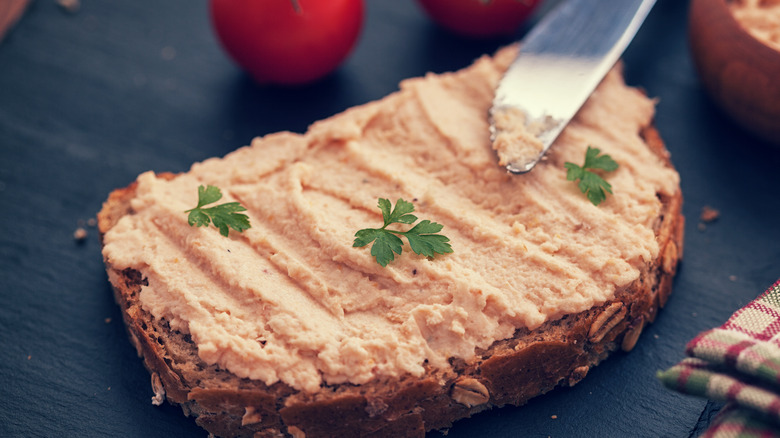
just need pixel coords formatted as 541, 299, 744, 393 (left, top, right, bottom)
451, 378, 490, 407
568, 366, 589, 386
621, 316, 645, 352
287, 425, 306, 438
241, 407, 263, 426
662, 241, 678, 274
150, 372, 165, 406
588, 302, 627, 343
365, 398, 389, 417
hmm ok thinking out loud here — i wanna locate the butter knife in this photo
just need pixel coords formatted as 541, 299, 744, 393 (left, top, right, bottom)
489, 0, 656, 174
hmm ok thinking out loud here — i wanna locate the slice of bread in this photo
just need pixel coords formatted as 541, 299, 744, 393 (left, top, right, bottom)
98, 47, 684, 438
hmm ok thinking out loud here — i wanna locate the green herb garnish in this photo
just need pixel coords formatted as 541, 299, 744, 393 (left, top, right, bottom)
564, 146, 619, 206
185, 185, 251, 237
353, 198, 453, 267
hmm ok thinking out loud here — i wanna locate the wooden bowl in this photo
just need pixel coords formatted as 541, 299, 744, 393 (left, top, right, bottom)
689, 0, 780, 145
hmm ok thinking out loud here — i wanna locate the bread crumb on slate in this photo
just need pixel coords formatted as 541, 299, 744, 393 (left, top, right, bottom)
56, 0, 81, 14
700, 205, 720, 221
697, 206, 720, 231
700, 205, 720, 222
73, 227, 88, 241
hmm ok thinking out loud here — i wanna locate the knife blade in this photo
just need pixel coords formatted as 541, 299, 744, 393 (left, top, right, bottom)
489, 0, 656, 174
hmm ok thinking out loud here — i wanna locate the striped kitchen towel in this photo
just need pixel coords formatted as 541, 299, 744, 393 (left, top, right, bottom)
658, 279, 780, 437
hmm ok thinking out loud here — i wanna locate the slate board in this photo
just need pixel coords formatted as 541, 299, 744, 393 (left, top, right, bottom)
1, 0, 779, 437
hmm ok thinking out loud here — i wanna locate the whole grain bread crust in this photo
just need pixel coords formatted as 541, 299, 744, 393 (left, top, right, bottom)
98, 124, 683, 438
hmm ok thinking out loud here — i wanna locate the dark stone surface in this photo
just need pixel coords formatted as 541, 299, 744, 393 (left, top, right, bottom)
1, 0, 778, 436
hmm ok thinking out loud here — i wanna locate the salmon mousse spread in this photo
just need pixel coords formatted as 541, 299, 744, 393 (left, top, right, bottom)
490, 105, 547, 171
101, 47, 680, 394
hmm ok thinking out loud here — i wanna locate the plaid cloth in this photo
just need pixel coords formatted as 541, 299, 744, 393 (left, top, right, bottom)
658, 279, 780, 437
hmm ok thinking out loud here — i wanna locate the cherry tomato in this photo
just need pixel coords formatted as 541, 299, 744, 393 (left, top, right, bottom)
416, 0, 542, 38
209, 0, 364, 85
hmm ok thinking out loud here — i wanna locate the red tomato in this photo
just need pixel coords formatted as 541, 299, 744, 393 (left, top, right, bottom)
416, 0, 542, 38
209, 0, 364, 85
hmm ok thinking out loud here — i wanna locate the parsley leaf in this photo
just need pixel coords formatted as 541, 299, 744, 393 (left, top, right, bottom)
185, 185, 251, 237
564, 146, 619, 206
353, 198, 453, 267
